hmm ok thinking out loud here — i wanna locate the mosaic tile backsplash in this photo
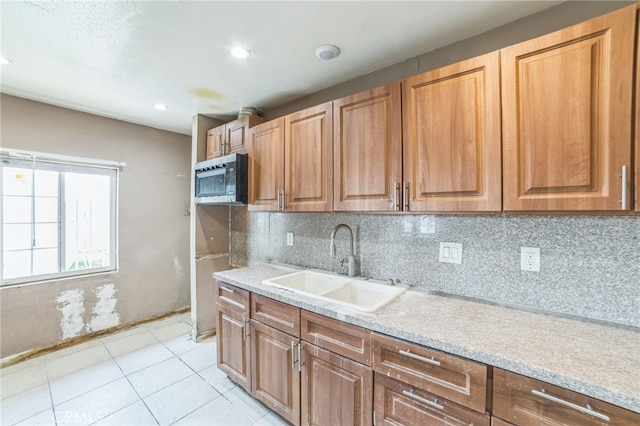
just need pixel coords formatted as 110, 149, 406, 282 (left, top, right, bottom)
230, 208, 640, 328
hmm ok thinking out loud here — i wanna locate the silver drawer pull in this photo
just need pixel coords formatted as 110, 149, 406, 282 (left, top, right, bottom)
531, 389, 610, 422
402, 390, 444, 410
220, 286, 235, 294
399, 349, 441, 366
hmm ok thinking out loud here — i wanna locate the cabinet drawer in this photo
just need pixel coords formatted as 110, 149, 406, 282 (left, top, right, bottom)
493, 369, 640, 426
216, 281, 250, 314
301, 310, 371, 365
372, 333, 487, 413
374, 373, 490, 426
251, 294, 301, 337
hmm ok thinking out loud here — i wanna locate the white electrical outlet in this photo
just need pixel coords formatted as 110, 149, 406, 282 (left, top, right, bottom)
286, 232, 294, 246
439, 242, 462, 264
521, 247, 540, 271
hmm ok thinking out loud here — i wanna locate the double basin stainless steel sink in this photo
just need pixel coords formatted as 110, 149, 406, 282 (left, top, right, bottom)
261, 270, 408, 312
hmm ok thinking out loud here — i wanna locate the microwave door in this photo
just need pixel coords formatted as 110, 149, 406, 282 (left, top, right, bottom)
197, 168, 226, 197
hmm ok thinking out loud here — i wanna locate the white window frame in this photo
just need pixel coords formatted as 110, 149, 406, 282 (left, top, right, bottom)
1, 149, 125, 286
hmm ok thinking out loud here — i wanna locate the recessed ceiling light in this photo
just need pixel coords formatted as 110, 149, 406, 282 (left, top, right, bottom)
315, 45, 340, 61
231, 47, 250, 59
154, 103, 168, 111
0, 56, 12, 65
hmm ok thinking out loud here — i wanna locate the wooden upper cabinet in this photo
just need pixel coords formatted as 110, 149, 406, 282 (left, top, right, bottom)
403, 51, 502, 212
501, 5, 635, 211
206, 115, 264, 160
333, 82, 403, 211
248, 118, 285, 211
206, 126, 225, 160
284, 102, 333, 212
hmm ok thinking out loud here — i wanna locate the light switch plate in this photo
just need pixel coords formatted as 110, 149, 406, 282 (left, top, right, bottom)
286, 232, 294, 246
439, 242, 462, 264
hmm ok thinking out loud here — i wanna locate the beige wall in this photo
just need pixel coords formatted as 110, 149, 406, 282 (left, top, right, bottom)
0, 94, 192, 358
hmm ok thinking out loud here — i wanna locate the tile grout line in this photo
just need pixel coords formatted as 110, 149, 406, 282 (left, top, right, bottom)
42, 357, 58, 426
102, 335, 161, 426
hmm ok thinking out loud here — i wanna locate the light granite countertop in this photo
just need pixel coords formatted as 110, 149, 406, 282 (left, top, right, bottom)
213, 263, 640, 414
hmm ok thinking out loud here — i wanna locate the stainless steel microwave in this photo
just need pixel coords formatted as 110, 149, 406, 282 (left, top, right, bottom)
194, 153, 248, 205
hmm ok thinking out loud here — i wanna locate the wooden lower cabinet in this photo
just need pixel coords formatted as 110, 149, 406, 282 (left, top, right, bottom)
216, 304, 251, 392
301, 343, 373, 426
250, 320, 300, 424
374, 373, 490, 426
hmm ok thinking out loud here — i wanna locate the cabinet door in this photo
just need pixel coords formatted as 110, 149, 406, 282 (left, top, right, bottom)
374, 373, 490, 426
251, 320, 300, 425
285, 102, 333, 212
300, 343, 373, 426
403, 51, 501, 212
226, 115, 265, 155
501, 5, 635, 211
226, 117, 249, 155
206, 125, 225, 159
333, 82, 402, 211
248, 118, 285, 211
216, 304, 251, 392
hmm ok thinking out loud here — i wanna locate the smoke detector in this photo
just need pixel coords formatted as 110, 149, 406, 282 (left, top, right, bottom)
315, 45, 340, 61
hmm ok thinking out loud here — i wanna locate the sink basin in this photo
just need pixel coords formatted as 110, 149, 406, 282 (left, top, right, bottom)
321, 280, 406, 312
262, 270, 349, 294
262, 270, 407, 312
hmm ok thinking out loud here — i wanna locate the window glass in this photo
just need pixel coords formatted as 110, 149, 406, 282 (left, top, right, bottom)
3, 224, 31, 250
1, 156, 117, 285
3, 196, 32, 223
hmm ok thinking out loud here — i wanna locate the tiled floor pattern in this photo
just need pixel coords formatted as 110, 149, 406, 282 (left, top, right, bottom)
0, 313, 288, 425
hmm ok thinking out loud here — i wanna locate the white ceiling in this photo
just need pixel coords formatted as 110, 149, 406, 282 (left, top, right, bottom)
1, 1, 561, 136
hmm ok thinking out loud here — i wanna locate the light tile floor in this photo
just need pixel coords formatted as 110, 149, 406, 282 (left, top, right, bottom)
0, 312, 288, 426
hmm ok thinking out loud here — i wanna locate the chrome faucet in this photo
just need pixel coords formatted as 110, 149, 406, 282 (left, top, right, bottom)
330, 224, 357, 277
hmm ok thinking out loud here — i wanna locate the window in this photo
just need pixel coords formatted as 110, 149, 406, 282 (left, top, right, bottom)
1, 152, 119, 285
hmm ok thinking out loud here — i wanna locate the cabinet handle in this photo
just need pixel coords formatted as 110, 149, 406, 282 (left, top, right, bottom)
399, 349, 441, 366
402, 182, 409, 211
220, 286, 234, 294
620, 165, 628, 210
277, 190, 285, 211
392, 181, 400, 211
242, 320, 250, 342
531, 389, 610, 422
297, 343, 303, 372
291, 341, 297, 368
219, 139, 224, 155
402, 390, 444, 411
282, 191, 286, 212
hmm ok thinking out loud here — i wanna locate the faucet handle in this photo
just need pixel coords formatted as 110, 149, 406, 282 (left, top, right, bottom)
338, 257, 346, 267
